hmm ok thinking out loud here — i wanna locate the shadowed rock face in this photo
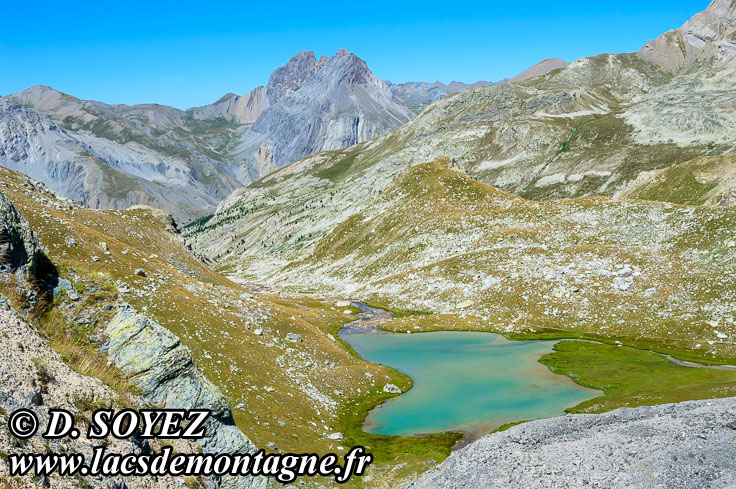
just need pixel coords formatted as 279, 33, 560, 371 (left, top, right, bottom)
387, 80, 494, 111
0, 192, 42, 280
106, 306, 266, 489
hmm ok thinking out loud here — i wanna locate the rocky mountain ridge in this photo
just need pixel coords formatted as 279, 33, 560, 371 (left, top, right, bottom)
386, 80, 493, 111
193, 0, 736, 260
1, 50, 426, 219
0, 96, 238, 223
2, 44, 582, 220
508, 58, 570, 82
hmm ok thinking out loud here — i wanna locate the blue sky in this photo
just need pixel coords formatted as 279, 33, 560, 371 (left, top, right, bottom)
0, 0, 709, 109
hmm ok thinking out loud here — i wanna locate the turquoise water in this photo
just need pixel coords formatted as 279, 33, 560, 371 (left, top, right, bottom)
344, 331, 597, 436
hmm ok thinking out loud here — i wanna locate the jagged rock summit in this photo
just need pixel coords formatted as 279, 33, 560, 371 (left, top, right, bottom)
232, 49, 415, 181
266, 50, 329, 103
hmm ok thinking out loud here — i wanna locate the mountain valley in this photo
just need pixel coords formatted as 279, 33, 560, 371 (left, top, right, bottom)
2, 1, 736, 488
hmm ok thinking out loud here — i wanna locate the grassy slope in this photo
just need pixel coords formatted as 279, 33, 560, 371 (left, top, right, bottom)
278, 160, 736, 362
239, 159, 736, 422
617, 154, 736, 206
541, 340, 736, 413
0, 167, 457, 487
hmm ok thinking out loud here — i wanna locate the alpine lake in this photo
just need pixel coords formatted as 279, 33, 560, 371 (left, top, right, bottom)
342, 329, 598, 437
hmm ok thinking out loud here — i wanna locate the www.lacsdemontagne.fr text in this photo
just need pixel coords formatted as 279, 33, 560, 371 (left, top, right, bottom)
6, 408, 372, 484
9, 446, 373, 483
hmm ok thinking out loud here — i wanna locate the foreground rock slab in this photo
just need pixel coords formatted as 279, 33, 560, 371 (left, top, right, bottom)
106, 306, 266, 489
406, 397, 736, 489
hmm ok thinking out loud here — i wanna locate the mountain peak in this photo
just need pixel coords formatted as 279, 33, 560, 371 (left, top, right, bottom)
333, 48, 353, 57
16, 84, 65, 98
213, 92, 238, 104
266, 51, 320, 103
243, 48, 412, 178
638, 0, 736, 71
316, 49, 373, 87
509, 58, 570, 82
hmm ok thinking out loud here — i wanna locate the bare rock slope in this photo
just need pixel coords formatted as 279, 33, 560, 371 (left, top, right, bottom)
406, 397, 736, 489
0, 93, 241, 222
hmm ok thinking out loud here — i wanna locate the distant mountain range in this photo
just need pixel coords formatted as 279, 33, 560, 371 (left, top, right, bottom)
386, 58, 571, 111
0, 50, 567, 221
185, 0, 736, 281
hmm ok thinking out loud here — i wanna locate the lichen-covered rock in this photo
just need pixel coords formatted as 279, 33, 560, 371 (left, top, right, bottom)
0, 299, 188, 489
105, 306, 266, 489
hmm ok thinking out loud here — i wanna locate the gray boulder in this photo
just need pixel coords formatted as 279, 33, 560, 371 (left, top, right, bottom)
405, 397, 736, 489
105, 306, 266, 489
383, 383, 401, 394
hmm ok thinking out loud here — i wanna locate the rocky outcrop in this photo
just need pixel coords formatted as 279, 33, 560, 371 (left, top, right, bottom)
189, 86, 270, 124
0, 191, 42, 280
0, 190, 56, 311
105, 306, 266, 489
638, 0, 736, 72
0, 298, 191, 488
406, 397, 736, 489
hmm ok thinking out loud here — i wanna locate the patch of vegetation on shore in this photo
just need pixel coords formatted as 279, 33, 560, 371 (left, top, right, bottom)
337, 369, 462, 488
540, 340, 736, 413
